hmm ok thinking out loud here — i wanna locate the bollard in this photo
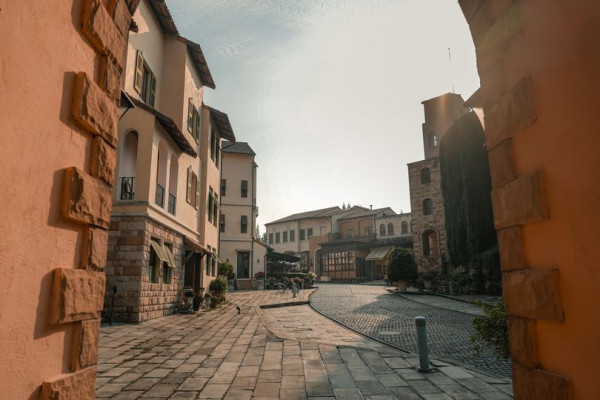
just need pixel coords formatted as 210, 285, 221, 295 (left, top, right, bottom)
415, 316, 432, 372
292, 283, 298, 298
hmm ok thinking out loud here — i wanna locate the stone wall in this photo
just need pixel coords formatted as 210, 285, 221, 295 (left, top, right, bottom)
105, 216, 185, 322
408, 158, 448, 272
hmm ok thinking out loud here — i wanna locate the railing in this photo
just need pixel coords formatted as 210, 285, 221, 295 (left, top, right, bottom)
119, 177, 135, 200
155, 183, 165, 207
168, 193, 176, 215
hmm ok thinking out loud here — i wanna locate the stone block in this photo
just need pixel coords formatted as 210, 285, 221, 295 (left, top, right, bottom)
124, 0, 142, 14
98, 56, 122, 102
62, 167, 112, 229
90, 136, 116, 186
81, 226, 108, 271
49, 268, 106, 324
458, 0, 482, 23
497, 226, 526, 271
40, 367, 97, 400
492, 170, 549, 229
486, 76, 536, 150
507, 317, 538, 368
512, 363, 572, 400
71, 319, 101, 370
111, 0, 133, 37
72, 72, 118, 146
487, 139, 516, 187
81, 0, 126, 65
468, 2, 495, 47
503, 268, 564, 322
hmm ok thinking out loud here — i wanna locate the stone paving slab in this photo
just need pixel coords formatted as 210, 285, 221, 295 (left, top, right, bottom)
97, 289, 512, 399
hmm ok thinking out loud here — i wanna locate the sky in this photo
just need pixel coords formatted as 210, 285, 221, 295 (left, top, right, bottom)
167, 0, 480, 233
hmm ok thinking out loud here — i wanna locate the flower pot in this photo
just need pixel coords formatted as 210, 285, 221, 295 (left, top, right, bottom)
396, 280, 408, 292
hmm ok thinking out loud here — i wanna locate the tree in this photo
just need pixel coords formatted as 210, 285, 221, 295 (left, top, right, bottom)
386, 248, 418, 283
218, 262, 235, 280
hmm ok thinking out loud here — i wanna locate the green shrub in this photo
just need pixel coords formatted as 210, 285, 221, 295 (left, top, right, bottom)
471, 299, 509, 360
386, 248, 418, 283
218, 262, 235, 280
209, 276, 228, 293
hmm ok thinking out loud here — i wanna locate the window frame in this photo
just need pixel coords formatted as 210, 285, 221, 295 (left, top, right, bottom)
241, 180, 248, 198
241, 215, 248, 234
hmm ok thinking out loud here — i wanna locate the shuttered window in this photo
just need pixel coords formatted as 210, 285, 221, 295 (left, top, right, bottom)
187, 98, 194, 132
134, 50, 144, 92
241, 180, 248, 198
241, 215, 248, 233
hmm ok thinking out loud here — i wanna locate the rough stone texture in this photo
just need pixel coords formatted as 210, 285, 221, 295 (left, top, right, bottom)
488, 139, 516, 188
492, 170, 549, 229
507, 317, 538, 368
81, 226, 108, 271
485, 76, 536, 150
512, 363, 572, 400
503, 268, 564, 322
40, 367, 97, 400
49, 268, 106, 324
478, 3, 523, 59
497, 226, 526, 271
81, 0, 126, 65
72, 72, 118, 146
458, 0, 483, 23
110, 0, 133, 38
124, 0, 142, 14
62, 167, 112, 229
90, 136, 116, 185
72, 319, 101, 371
468, 1, 495, 47
98, 56, 122, 102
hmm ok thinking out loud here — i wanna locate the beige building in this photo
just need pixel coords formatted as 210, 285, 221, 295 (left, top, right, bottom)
219, 141, 260, 280
106, 0, 234, 322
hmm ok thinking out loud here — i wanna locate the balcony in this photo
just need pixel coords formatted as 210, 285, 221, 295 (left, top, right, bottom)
155, 183, 165, 207
119, 177, 135, 200
168, 193, 176, 215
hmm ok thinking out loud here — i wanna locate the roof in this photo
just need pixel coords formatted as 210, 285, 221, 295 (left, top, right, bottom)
222, 141, 256, 155
147, 0, 178, 36
421, 92, 464, 104
337, 207, 396, 221
365, 246, 395, 261
266, 251, 301, 263
266, 206, 343, 225
129, 96, 197, 157
182, 38, 216, 89
204, 105, 236, 142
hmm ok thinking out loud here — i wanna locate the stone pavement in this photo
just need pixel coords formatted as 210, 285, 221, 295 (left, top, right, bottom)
97, 288, 513, 399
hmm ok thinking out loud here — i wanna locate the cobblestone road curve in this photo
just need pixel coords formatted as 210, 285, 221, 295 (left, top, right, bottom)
310, 284, 512, 378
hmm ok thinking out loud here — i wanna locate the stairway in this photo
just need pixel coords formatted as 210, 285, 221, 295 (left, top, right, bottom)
236, 279, 255, 291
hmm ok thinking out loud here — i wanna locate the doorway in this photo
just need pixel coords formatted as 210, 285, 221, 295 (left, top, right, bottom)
237, 251, 250, 279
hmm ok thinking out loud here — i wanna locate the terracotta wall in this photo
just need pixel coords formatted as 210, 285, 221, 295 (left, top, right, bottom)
0, 0, 137, 398
339, 217, 375, 238
459, 1, 600, 398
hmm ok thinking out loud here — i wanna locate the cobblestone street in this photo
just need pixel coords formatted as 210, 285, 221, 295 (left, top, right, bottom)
310, 284, 512, 378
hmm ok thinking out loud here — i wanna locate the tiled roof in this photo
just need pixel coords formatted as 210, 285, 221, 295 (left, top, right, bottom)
266, 206, 343, 225
222, 141, 255, 155
182, 38, 216, 89
204, 105, 235, 142
337, 207, 396, 221
147, 0, 179, 36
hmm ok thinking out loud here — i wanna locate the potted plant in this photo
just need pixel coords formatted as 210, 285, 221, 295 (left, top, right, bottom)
203, 292, 213, 309
209, 276, 228, 301
193, 287, 205, 311
386, 248, 418, 292
266, 277, 277, 290
254, 271, 265, 290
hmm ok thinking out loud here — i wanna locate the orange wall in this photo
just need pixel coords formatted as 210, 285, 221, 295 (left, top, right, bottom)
0, 1, 97, 397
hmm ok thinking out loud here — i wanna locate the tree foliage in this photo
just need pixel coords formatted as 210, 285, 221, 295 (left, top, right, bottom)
471, 299, 509, 360
218, 262, 235, 280
439, 112, 497, 267
386, 248, 418, 282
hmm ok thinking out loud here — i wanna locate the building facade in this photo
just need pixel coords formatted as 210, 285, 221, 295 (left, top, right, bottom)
105, 0, 235, 322
408, 93, 468, 272
219, 141, 259, 279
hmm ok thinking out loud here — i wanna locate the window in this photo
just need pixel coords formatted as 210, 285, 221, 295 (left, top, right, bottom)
213, 193, 219, 226
186, 167, 200, 209
241, 215, 248, 234
208, 188, 214, 223
421, 167, 431, 184
388, 223, 394, 235
187, 100, 201, 143
275, 232, 280, 243
269, 233, 273, 244
162, 260, 171, 284
241, 180, 248, 198
428, 132, 438, 148
290, 230, 295, 242
423, 198, 433, 215
220, 213, 225, 233
307, 228, 313, 239
300, 229, 305, 240
149, 245, 158, 283
212, 255, 216, 276
365, 227, 372, 236
221, 179, 226, 196
347, 229, 354, 237
206, 254, 211, 275
380, 224, 386, 236
401, 221, 408, 234
283, 231, 288, 242
134, 50, 157, 107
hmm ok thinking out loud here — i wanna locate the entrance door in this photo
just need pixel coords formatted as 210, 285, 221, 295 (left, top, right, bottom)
237, 252, 250, 279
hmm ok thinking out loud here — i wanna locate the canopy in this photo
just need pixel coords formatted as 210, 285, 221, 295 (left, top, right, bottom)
266, 251, 300, 263
365, 246, 395, 261
150, 240, 174, 267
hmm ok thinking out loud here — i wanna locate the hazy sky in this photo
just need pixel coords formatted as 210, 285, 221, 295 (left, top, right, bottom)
167, 0, 480, 232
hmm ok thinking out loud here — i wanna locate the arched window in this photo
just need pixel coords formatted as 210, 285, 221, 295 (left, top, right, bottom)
119, 131, 138, 200
420, 167, 431, 184
379, 224, 386, 236
401, 221, 408, 234
423, 198, 433, 215
387, 223, 394, 235
428, 132, 438, 148
156, 141, 168, 207
422, 229, 439, 257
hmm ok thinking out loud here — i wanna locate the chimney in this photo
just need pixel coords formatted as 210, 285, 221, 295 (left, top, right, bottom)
370, 205, 373, 210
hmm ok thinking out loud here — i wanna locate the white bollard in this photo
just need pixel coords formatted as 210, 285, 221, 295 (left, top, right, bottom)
415, 316, 432, 372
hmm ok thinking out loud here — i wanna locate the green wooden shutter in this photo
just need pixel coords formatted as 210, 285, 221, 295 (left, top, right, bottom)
195, 177, 200, 210
134, 50, 144, 93
186, 168, 192, 204
194, 109, 201, 143
149, 73, 156, 107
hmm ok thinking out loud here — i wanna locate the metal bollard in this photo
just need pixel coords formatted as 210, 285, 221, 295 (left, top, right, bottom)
415, 316, 432, 372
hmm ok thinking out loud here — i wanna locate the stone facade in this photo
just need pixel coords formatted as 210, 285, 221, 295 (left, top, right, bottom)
105, 216, 185, 322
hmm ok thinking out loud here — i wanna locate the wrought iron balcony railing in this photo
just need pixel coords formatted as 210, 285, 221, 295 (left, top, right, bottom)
119, 177, 135, 200
155, 183, 165, 207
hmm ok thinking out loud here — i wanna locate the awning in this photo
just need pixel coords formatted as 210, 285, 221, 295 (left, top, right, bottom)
150, 240, 168, 263
183, 236, 210, 254
163, 245, 176, 268
266, 251, 300, 263
365, 246, 395, 261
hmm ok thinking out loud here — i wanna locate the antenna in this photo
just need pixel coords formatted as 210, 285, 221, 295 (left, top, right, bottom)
448, 47, 455, 94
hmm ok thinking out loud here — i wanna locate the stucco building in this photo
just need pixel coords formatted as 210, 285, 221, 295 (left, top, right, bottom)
219, 141, 260, 281
408, 93, 468, 272
105, 0, 235, 322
